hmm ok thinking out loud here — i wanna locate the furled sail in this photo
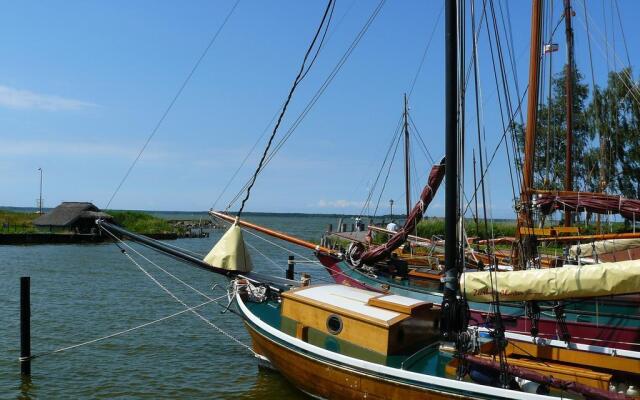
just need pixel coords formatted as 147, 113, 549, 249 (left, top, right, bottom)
460, 261, 640, 302
570, 238, 640, 258
350, 158, 445, 266
534, 190, 640, 220
204, 223, 253, 272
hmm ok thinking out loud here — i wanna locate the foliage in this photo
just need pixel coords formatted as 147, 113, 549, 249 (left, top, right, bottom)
515, 65, 640, 212
416, 218, 517, 240
108, 211, 175, 234
587, 68, 640, 197
516, 65, 593, 190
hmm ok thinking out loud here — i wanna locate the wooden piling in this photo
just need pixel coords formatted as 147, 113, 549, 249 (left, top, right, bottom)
20, 277, 31, 376
286, 255, 295, 280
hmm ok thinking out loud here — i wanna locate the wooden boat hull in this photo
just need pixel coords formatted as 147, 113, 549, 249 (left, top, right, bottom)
317, 254, 640, 352
237, 294, 545, 400
246, 323, 467, 400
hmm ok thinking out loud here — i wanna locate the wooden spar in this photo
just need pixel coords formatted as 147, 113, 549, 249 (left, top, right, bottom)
541, 231, 640, 244
403, 93, 411, 217
210, 211, 336, 256
564, 0, 575, 227
516, 0, 543, 268
522, 0, 542, 196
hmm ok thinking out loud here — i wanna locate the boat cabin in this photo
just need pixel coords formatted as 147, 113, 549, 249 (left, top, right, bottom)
280, 284, 439, 355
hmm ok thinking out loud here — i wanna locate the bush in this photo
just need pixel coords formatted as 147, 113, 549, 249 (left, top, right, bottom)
109, 211, 175, 234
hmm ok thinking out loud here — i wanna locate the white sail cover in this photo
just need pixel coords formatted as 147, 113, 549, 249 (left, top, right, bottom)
203, 224, 253, 272
460, 261, 640, 302
569, 238, 640, 258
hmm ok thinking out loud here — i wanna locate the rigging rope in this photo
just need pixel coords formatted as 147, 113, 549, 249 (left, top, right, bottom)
104, 0, 241, 209
470, 0, 489, 248
105, 229, 256, 353
372, 129, 403, 218
408, 4, 443, 98
358, 114, 404, 218
225, 0, 387, 211
236, 0, 336, 217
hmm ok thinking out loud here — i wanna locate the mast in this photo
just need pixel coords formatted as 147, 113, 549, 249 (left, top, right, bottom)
472, 150, 479, 234
403, 93, 411, 217
517, 0, 543, 267
563, 0, 575, 226
441, 0, 461, 341
522, 0, 542, 198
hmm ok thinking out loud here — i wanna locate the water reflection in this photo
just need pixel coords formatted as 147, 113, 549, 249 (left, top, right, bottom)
241, 367, 308, 400
18, 374, 34, 400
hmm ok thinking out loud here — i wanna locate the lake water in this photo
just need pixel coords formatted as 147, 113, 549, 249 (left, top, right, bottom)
1, 214, 349, 399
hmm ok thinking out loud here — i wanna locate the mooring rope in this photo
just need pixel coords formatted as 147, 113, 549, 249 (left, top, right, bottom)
22, 298, 221, 361
101, 226, 216, 301
116, 246, 257, 355
45, 225, 258, 358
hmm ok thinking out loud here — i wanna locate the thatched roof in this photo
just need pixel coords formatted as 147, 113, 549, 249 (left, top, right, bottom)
33, 202, 112, 227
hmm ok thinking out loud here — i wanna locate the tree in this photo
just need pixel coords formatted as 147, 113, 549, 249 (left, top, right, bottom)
587, 67, 640, 198
516, 65, 593, 191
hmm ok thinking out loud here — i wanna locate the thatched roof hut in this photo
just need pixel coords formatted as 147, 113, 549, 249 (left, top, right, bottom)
33, 202, 112, 232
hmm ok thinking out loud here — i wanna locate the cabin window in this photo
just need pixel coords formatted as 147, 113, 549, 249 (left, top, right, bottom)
326, 314, 343, 335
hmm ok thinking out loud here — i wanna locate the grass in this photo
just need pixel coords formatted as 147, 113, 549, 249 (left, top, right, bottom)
0, 209, 181, 235
416, 218, 517, 240
108, 211, 178, 234
0, 210, 40, 233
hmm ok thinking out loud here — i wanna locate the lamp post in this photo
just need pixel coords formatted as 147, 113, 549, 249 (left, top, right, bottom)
37, 168, 43, 214
389, 199, 394, 219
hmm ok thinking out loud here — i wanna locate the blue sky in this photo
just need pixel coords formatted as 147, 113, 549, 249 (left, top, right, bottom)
1, 1, 639, 218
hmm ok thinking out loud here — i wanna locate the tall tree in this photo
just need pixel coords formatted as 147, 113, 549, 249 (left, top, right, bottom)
516, 65, 592, 190
587, 67, 640, 198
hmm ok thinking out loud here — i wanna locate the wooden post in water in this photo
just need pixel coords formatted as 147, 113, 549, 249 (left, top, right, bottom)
20, 277, 31, 376
286, 255, 295, 280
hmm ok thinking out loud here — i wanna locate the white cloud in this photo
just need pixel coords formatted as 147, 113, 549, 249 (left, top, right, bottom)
315, 199, 365, 209
0, 85, 95, 111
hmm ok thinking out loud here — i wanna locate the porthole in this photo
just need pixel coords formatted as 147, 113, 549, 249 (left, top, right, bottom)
326, 314, 343, 335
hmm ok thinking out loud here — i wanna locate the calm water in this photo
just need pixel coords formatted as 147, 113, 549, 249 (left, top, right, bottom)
0, 214, 348, 399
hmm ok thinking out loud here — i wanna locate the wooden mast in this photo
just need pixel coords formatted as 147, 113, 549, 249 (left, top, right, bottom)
517, 0, 543, 267
563, 0, 575, 226
403, 93, 411, 217
522, 0, 542, 193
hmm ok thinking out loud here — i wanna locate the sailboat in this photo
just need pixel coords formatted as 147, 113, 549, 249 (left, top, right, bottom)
291, 0, 640, 352
93, 1, 640, 398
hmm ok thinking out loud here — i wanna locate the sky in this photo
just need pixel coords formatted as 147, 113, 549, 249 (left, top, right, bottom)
1, 0, 639, 218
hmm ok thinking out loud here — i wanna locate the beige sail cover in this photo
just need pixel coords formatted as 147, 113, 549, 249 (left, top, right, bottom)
203, 224, 253, 272
569, 238, 640, 258
460, 261, 640, 302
